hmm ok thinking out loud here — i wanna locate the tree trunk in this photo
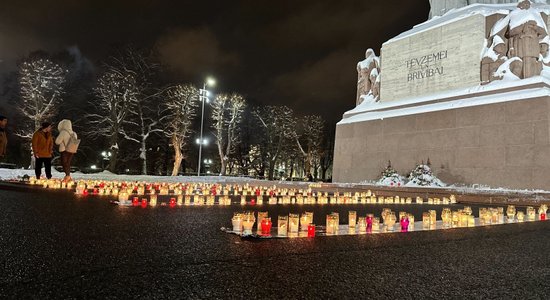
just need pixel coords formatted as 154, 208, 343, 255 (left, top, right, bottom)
268, 161, 276, 180
141, 137, 147, 175
108, 134, 119, 173
218, 142, 226, 176
171, 135, 182, 176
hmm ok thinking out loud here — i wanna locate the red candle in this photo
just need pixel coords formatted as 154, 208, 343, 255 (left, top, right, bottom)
82, 189, 89, 196
541, 213, 546, 220
93, 188, 98, 195
141, 198, 147, 208
307, 224, 315, 237
169, 198, 176, 205
261, 217, 272, 235
132, 197, 139, 206
255, 189, 261, 196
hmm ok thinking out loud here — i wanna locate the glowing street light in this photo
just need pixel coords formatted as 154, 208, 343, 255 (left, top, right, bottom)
197, 77, 215, 176
101, 151, 112, 170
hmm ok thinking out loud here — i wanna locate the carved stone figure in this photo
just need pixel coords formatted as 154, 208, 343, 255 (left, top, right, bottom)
507, 0, 547, 78
372, 74, 381, 100
481, 35, 508, 83
540, 36, 550, 66
356, 49, 378, 104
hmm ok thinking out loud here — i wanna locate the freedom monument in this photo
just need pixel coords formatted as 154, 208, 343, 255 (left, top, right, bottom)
333, 0, 550, 189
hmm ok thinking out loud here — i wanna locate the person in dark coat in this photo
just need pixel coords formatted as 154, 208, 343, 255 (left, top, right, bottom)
32, 122, 54, 179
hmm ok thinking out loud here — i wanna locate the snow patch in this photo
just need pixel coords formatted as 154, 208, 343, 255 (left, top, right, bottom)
387, 3, 550, 45
493, 57, 522, 81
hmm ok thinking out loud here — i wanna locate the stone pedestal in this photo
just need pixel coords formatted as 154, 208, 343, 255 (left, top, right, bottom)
334, 81, 550, 189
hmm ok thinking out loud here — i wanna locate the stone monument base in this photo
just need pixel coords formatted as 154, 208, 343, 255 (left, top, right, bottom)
333, 78, 550, 189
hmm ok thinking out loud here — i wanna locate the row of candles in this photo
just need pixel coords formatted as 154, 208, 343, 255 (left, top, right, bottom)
29, 177, 458, 206
230, 204, 549, 237
117, 194, 457, 207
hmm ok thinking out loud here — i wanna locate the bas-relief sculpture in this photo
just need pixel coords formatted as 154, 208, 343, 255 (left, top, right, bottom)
356, 1, 550, 104
481, 0, 549, 83
356, 49, 381, 105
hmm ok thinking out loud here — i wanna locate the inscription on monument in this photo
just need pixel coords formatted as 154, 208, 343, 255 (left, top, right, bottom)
379, 14, 486, 102
406, 50, 448, 82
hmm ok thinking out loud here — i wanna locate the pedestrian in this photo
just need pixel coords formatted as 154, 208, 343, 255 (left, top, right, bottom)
0, 115, 7, 160
55, 119, 79, 182
32, 122, 54, 179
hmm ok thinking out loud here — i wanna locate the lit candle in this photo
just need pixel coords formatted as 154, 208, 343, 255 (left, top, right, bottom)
429, 210, 437, 226
132, 197, 139, 207
400, 216, 409, 232
300, 214, 310, 231
467, 215, 475, 227
516, 211, 525, 222
372, 217, 380, 232
141, 198, 147, 208
232, 213, 243, 232
289, 213, 299, 233
408, 214, 415, 230
366, 214, 373, 230
261, 217, 272, 235
506, 205, 516, 223
307, 224, 315, 237
385, 212, 396, 231
358, 217, 366, 233
527, 207, 536, 221
257, 212, 268, 232
349, 211, 357, 228
278, 215, 288, 236
242, 213, 255, 235
422, 212, 430, 229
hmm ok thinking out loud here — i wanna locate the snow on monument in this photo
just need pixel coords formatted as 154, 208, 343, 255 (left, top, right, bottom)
334, 0, 550, 189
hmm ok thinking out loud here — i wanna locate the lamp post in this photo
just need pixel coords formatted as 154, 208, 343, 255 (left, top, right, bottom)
197, 77, 216, 176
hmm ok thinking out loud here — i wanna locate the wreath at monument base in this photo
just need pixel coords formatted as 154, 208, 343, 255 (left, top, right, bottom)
405, 159, 446, 187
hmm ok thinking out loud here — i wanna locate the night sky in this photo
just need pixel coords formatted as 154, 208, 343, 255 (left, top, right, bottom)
0, 0, 430, 125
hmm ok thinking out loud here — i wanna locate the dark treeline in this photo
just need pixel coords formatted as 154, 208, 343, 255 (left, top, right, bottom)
1, 46, 334, 181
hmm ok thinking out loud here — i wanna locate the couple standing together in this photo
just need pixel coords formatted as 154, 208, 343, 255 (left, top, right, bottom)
32, 119, 78, 182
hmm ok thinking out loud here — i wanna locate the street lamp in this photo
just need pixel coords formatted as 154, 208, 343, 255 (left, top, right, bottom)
197, 77, 215, 176
101, 151, 112, 170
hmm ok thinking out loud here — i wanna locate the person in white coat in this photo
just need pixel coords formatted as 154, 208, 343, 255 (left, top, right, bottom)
55, 119, 77, 182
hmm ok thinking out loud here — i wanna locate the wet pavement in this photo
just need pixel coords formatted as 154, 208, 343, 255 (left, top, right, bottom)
1, 182, 550, 299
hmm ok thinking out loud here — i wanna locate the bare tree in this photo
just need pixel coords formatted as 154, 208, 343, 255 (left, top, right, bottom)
161, 84, 199, 176
120, 95, 163, 175
87, 68, 138, 172
18, 58, 67, 137
87, 48, 161, 174
294, 115, 325, 179
253, 105, 295, 180
211, 93, 246, 175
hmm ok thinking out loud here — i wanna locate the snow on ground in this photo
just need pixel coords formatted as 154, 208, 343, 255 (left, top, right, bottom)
0, 168, 261, 184
345, 178, 550, 196
1, 168, 548, 195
